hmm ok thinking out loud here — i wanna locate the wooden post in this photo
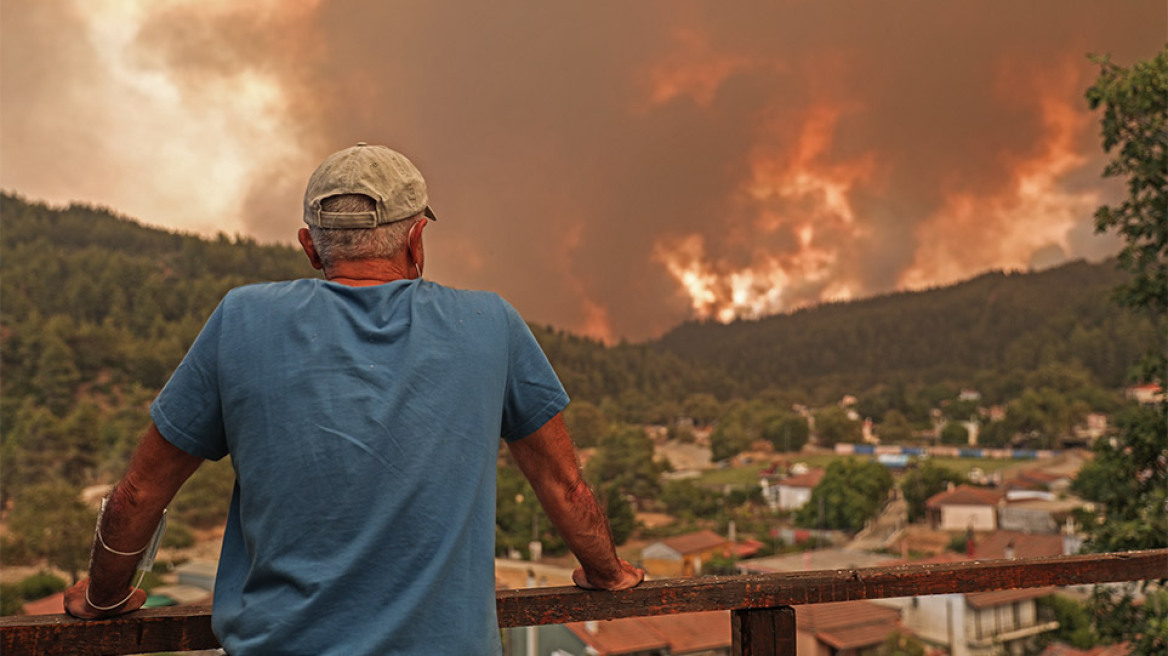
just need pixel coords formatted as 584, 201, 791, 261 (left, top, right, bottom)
732, 606, 795, 656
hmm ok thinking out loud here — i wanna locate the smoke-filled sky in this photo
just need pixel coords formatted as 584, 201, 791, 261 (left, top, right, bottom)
2, 1, 1164, 341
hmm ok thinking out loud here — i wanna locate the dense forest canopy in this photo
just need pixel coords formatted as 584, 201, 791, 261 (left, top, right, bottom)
657, 260, 1155, 395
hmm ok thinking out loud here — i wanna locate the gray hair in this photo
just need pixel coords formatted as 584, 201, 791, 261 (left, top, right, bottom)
309, 194, 420, 272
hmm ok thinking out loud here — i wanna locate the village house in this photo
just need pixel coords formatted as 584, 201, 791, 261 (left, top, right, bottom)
760, 467, 825, 512
870, 551, 1059, 656
1124, 383, 1163, 405
998, 492, 1089, 537
641, 530, 731, 578
886, 586, 1057, 656
959, 389, 982, 402
925, 485, 1004, 531
1072, 412, 1110, 441
741, 546, 1061, 656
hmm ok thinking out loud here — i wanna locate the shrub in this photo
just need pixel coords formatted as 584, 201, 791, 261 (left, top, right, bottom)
161, 521, 195, 549
0, 585, 24, 616
19, 571, 67, 600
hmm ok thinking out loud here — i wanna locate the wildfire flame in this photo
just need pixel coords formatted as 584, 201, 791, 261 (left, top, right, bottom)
652, 49, 1100, 325
898, 63, 1099, 289
655, 103, 872, 322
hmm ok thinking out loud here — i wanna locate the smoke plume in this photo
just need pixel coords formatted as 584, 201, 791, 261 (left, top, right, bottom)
2, 1, 1162, 340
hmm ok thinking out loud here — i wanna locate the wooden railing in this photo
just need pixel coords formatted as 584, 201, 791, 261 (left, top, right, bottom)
2, 549, 1165, 655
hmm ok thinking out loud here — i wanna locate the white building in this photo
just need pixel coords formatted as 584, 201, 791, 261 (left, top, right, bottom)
926, 485, 1004, 531
760, 468, 824, 511
881, 587, 1057, 656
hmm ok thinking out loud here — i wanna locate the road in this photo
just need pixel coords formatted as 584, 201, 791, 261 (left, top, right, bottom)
846, 495, 907, 552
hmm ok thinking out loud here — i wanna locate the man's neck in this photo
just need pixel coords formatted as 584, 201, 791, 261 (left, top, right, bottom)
324, 258, 413, 287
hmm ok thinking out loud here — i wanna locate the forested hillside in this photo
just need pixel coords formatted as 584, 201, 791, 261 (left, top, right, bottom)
2, 192, 1156, 489
0, 193, 711, 435
656, 260, 1156, 398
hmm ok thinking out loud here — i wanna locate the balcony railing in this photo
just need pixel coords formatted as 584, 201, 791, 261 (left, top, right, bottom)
2, 549, 1165, 655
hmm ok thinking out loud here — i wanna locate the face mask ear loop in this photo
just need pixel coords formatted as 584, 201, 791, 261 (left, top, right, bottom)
84, 570, 146, 611
415, 263, 423, 279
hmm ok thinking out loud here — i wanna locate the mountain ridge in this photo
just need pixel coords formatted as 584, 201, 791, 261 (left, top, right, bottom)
1, 191, 1152, 410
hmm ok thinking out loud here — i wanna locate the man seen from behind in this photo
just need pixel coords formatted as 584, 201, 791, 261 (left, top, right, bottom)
64, 143, 643, 654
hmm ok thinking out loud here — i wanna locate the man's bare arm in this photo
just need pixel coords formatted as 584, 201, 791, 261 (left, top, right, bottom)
64, 422, 205, 618
507, 413, 643, 591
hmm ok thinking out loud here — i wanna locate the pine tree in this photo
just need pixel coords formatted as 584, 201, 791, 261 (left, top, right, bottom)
31, 334, 80, 417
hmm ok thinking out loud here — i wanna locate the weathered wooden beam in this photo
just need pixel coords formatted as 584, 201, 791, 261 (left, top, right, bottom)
2, 549, 1165, 655
497, 548, 1167, 627
0, 605, 216, 656
732, 606, 795, 656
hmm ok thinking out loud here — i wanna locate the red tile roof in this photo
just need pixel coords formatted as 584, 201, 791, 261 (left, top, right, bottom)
779, 468, 826, 489
818, 622, 907, 650
732, 538, 764, 559
926, 485, 1004, 508
564, 611, 731, 655
661, 529, 730, 555
796, 601, 905, 652
642, 611, 730, 653
1015, 469, 1064, 483
565, 618, 670, 655
795, 600, 900, 631
971, 530, 1064, 560
965, 587, 1052, 609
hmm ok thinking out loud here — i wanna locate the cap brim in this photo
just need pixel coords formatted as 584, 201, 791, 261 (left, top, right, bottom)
424, 206, 437, 221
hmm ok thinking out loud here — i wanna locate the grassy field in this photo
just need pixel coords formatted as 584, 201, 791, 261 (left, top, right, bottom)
694, 453, 1033, 489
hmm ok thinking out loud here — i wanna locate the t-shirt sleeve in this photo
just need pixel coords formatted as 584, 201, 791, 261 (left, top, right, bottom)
150, 300, 229, 461
498, 300, 570, 442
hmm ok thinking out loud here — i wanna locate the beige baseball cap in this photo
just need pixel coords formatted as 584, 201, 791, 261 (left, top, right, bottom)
303, 143, 437, 228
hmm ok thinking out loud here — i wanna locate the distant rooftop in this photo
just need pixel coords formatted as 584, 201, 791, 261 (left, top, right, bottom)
926, 485, 1004, 508
739, 548, 897, 574
797, 600, 905, 651
658, 529, 729, 555
965, 587, 1053, 609
778, 468, 825, 489
972, 530, 1064, 560
565, 610, 729, 655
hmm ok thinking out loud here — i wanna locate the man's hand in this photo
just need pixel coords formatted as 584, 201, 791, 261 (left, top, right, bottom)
63, 578, 147, 620
572, 559, 644, 591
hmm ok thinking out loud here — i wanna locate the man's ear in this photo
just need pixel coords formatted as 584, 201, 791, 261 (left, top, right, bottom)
407, 218, 428, 276
298, 228, 324, 270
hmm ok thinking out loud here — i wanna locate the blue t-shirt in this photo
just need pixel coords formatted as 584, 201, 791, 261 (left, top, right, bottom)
151, 278, 569, 655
